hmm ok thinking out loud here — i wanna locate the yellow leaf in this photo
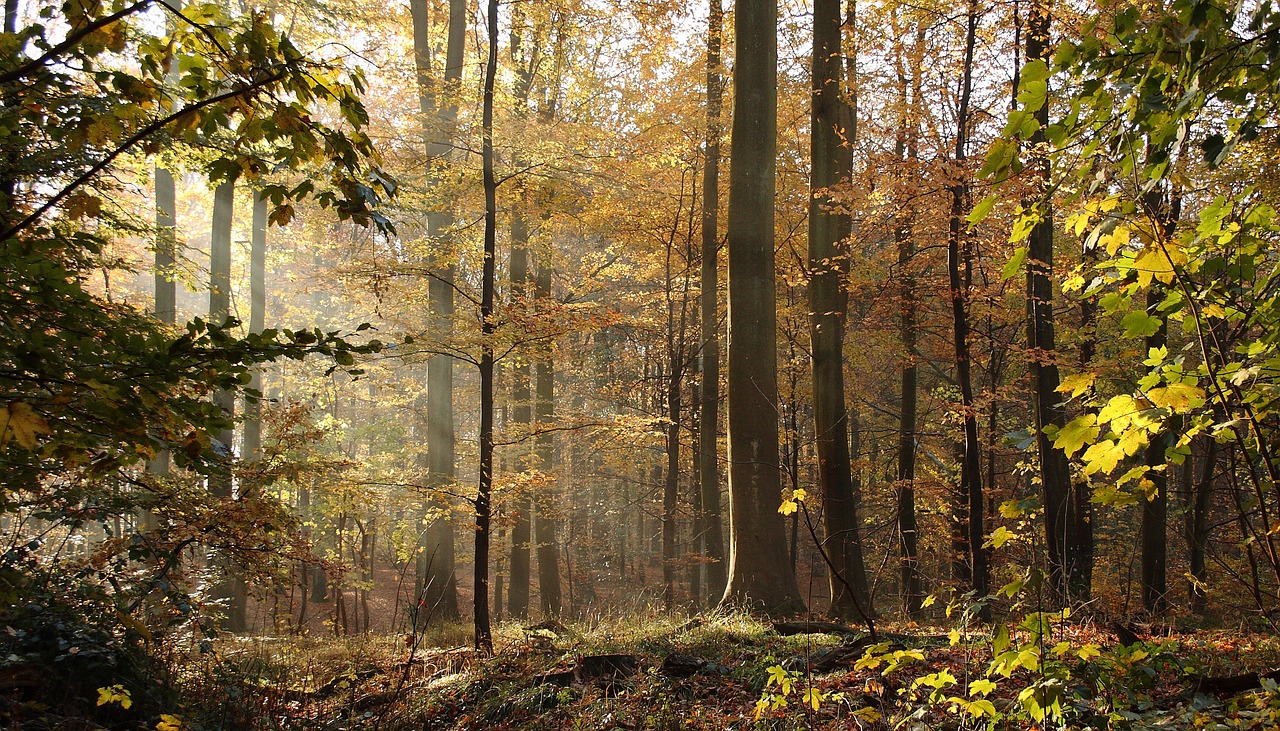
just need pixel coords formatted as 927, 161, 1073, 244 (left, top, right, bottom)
803, 687, 824, 710
157, 715, 183, 731
1133, 247, 1174, 287
778, 500, 798, 516
1147, 382, 1205, 411
1101, 224, 1131, 256
1056, 372, 1095, 399
2, 402, 49, 450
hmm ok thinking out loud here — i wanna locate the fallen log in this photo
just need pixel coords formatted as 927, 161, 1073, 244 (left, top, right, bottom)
1191, 668, 1280, 696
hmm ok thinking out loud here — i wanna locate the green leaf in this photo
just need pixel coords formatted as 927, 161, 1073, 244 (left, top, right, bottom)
1054, 414, 1099, 457
966, 194, 997, 229
1002, 247, 1028, 280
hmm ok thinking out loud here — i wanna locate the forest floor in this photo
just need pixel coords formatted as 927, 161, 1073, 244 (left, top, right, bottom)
162, 610, 1280, 730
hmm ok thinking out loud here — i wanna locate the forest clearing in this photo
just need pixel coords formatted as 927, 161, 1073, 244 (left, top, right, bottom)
4, 0, 1280, 728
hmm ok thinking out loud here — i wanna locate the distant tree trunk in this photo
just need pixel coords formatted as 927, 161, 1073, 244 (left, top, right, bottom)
505, 9, 540, 621
690, 399, 703, 607
148, 51, 178, 492
1187, 433, 1217, 612
208, 179, 246, 632
474, 0, 499, 655
242, 191, 266, 464
1141, 297, 1170, 614
719, 0, 805, 615
810, 0, 869, 621
410, 0, 464, 622
534, 262, 562, 617
506, 221, 533, 619
946, 0, 988, 608
698, 0, 728, 603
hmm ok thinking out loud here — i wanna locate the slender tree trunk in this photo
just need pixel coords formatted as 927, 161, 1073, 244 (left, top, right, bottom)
699, 0, 728, 602
534, 262, 562, 617
1187, 433, 1216, 612
1141, 288, 1169, 613
719, 0, 804, 615
506, 224, 533, 619
946, 0, 987, 608
811, 0, 869, 621
474, 0, 499, 655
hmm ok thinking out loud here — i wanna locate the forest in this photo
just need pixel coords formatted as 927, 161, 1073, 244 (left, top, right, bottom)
4, 0, 1280, 728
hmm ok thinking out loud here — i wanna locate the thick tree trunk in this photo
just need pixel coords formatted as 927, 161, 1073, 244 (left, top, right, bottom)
810, 0, 869, 622
410, 0, 464, 622
506, 225, 533, 620
719, 0, 804, 615
208, 179, 245, 632
242, 191, 266, 464
698, 0, 728, 603
1024, 0, 1086, 603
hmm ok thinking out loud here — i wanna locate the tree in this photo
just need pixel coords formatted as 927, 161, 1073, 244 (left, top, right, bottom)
698, 0, 728, 605
945, 0, 988, 607
720, 0, 804, 614
475, 0, 500, 654
410, 0, 465, 623
809, 0, 870, 620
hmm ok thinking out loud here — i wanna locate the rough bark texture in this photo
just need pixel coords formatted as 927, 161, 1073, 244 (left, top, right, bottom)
698, 0, 728, 603
719, 0, 804, 615
809, 0, 869, 620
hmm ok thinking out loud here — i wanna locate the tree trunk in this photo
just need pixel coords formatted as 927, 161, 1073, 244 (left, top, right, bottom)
719, 0, 804, 615
410, 0, 465, 624
208, 179, 246, 632
474, 0, 499, 655
534, 262, 562, 617
1141, 288, 1168, 613
242, 191, 266, 465
946, 0, 988, 608
810, 0, 869, 622
1187, 433, 1216, 612
698, 0, 728, 603
1024, 0, 1084, 603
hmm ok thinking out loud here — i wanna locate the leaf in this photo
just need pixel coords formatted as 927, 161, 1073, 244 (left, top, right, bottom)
986, 526, 1015, 549
803, 687, 824, 710
1121, 310, 1162, 338
2, 402, 50, 450
1056, 372, 1095, 398
1002, 246, 1028, 280
970, 679, 998, 697
967, 195, 997, 229
1147, 382, 1205, 411
1054, 414, 1099, 457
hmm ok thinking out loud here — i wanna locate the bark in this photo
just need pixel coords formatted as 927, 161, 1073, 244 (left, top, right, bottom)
475, 0, 499, 655
810, 0, 869, 621
719, 0, 804, 615
1187, 433, 1217, 612
534, 262, 561, 617
208, 178, 245, 632
1141, 288, 1169, 613
1024, 0, 1086, 603
242, 191, 266, 465
946, 0, 988, 607
410, 0, 464, 622
698, 0, 728, 602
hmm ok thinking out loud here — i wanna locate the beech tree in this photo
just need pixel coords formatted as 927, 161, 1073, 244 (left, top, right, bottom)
719, 0, 803, 615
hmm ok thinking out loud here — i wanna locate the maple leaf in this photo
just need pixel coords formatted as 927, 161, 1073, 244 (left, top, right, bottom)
2, 402, 50, 450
